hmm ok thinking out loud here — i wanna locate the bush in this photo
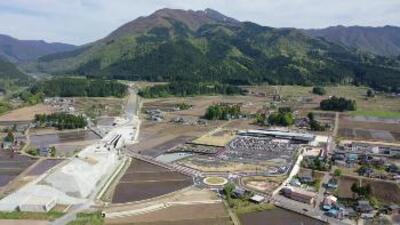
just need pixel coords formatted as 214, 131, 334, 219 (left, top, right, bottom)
205, 103, 241, 120
334, 168, 342, 177
268, 110, 294, 127
320, 96, 356, 111
312, 86, 326, 95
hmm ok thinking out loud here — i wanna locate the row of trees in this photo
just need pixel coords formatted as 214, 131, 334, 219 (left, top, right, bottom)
204, 103, 241, 120
34, 113, 87, 130
31, 78, 128, 98
138, 81, 245, 98
320, 96, 357, 112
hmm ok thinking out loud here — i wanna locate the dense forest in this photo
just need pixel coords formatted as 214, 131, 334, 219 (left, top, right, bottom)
138, 81, 245, 98
320, 96, 357, 112
204, 103, 241, 120
31, 9, 400, 93
34, 113, 87, 130
31, 77, 128, 97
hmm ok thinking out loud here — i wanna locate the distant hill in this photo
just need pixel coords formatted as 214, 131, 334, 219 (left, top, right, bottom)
28, 8, 400, 92
0, 34, 77, 63
304, 26, 400, 57
0, 57, 29, 81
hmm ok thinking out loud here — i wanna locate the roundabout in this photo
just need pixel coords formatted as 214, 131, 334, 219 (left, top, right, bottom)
203, 176, 228, 186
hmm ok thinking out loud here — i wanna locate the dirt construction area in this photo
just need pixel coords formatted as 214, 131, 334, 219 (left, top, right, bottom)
133, 120, 224, 157
111, 160, 193, 203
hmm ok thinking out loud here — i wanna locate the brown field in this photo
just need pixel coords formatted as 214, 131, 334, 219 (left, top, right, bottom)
106, 203, 232, 225
111, 160, 192, 203
74, 97, 124, 117
241, 176, 283, 194
192, 129, 236, 147
0, 151, 36, 189
337, 176, 360, 199
240, 207, 326, 225
338, 115, 400, 142
133, 119, 225, 156
0, 220, 48, 225
0, 104, 55, 122
362, 179, 400, 204
337, 175, 400, 204
143, 95, 266, 118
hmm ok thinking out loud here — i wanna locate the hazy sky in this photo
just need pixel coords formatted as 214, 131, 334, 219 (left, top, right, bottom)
1, 0, 399, 45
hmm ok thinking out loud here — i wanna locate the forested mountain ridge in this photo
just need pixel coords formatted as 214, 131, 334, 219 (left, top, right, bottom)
27, 8, 400, 92
0, 57, 30, 82
0, 34, 77, 63
304, 25, 400, 57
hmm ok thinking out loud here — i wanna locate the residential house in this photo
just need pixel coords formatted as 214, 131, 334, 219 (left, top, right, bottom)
356, 200, 374, 213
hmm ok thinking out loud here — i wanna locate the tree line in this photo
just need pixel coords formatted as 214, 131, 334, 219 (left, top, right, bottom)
138, 81, 245, 98
34, 113, 87, 130
31, 77, 128, 98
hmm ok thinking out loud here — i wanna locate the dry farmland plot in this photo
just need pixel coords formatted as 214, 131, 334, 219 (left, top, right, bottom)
143, 95, 266, 117
27, 160, 62, 176
362, 179, 400, 204
338, 175, 400, 204
337, 176, 360, 199
0, 104, 55, 122
74, 97, 124, 117
112, 160, 192, 203
106, 203, 232, 225
246, 85, 400, 116
239, 207, 326, 225
338, 115, 400, 142
0, 151, 36, 188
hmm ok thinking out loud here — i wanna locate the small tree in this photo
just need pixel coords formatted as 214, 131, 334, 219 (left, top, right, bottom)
367, 89, 375, 98
49, 146, 57, 157
351, 183, 359, 199
4, 131, 14, 143
334, 168, 342, 177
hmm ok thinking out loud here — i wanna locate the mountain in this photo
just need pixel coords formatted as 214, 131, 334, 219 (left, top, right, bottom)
0, 57, 30, 81
304, 26, 400, 57
28, 8, 400, 92
0, 34, 77, 62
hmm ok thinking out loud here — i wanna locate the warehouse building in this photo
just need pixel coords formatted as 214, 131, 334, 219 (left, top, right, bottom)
19, 196, 56, 212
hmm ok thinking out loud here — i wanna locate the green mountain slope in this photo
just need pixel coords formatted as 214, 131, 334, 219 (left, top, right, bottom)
0, 57, 29, 81
304, 26, 400, 57
30, 9, 400, 92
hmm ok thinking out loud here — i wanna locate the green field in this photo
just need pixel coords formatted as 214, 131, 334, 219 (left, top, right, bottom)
351, 110, 400, 119
251, 85, 400, 118
67, 212, 104, 225
0, 211, 64, 221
